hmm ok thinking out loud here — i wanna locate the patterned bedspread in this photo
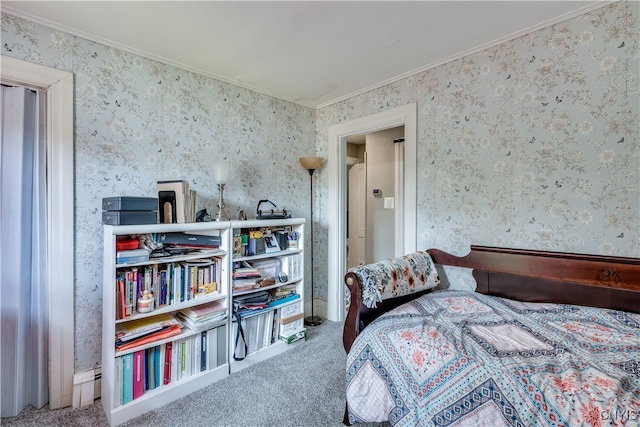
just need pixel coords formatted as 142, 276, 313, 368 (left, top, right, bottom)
345, 290, 640, 426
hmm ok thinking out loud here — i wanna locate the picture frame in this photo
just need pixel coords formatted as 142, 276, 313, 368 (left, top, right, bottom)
263, 234, 280, 253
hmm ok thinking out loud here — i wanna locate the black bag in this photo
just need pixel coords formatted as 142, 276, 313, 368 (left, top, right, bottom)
233, 311, 248, 361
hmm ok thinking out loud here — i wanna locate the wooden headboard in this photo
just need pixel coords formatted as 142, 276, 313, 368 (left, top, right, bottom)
343, 246, 640, 353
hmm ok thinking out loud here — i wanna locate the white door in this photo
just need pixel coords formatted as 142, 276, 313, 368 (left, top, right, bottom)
347, 163, 366, 268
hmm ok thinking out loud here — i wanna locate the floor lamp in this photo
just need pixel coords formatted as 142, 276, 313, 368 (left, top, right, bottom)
300, 156, 323, 326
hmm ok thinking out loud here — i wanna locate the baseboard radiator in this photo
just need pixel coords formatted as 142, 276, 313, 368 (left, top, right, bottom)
72, 367, 101, 408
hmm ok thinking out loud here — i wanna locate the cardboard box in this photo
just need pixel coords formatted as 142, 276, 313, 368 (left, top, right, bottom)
279, 313, 304, 336
279, 301, 302, 319
279, 328, 307, 344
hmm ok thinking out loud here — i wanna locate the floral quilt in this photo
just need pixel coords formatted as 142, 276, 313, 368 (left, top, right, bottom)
345, 290, 640, 427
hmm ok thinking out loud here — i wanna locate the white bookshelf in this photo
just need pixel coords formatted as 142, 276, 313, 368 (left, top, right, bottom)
228, 218, 306, 373
102, 221, 231, 426
102, 219, 306, 425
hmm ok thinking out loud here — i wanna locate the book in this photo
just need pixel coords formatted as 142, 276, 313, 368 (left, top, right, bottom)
170, 339, 178, 383
216, 324, 226, 365
115, 313, 180, 342
132, 350, 145, 400
180, 339, 187, 379
122, 353, 133, 405
186, 337, 193, 377
157, 180, 188, 224
114, 355, 123, 407
193, 334, 201, 374
145, 348, 154, 390
116, 324, 182, 352
116, 279, 125, 320
268, 293, 300, 308
180, 302, 226, 320
153, 345, 161, 389
200, 331, 208, 372
207, 327, 218, 369
164, 342, 172, 385
177, 312, 226, 332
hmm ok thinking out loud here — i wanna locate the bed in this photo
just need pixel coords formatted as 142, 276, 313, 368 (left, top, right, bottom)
343, 246, 640, 426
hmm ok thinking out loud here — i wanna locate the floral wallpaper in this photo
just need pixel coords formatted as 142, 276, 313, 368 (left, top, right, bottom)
2, 13, 316, 370
2, 1, 638, 371
315, 1, 639, 291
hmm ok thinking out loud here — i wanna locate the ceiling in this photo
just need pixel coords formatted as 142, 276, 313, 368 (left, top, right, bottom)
2, 1, 605, 109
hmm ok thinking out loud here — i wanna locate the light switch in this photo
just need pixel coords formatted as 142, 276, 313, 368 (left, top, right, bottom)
384, 197, 394, 209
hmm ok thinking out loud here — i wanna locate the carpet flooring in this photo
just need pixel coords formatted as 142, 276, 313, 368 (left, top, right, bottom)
2, 320, 386, 427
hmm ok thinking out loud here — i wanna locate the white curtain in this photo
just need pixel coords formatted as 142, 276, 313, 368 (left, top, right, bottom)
1, 85, 49, 417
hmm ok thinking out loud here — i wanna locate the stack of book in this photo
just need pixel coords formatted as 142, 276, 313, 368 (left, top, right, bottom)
269, 284, 296, 300
115, 313, 182, 352
157, 180, 196, 224
232, 261, 261, 293
176, 299, 227, 331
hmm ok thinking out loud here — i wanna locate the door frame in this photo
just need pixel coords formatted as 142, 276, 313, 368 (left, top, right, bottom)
1, 55, 75, 409
326, 102, 417, 322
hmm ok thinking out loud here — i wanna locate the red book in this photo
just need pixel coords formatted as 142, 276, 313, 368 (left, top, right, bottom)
132, 350, 145, 400
164, 342, 172, 385
116, 324, 182, 352
118, 279, 126, 320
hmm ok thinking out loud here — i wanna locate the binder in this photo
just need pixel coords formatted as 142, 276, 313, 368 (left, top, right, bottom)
200, 331, 208, 372
122, 353, 133, 405
164, 342, 172, 385
132, 350, 145, 400
153, 346, 161, 389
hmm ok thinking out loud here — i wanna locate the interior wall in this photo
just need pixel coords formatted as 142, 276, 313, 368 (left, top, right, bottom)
1, 12, 316, 371
346, 142, 364, 161
364, 127, 404, 263
315, 1, 639, 294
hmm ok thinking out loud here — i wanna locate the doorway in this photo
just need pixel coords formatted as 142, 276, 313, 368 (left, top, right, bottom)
1, 56, 75, 409
346, 126, 404, 269
326, 103, 417, 322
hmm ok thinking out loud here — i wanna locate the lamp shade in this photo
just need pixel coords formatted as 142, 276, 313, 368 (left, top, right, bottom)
213, 161, 230, 184
299, 156, 323, 170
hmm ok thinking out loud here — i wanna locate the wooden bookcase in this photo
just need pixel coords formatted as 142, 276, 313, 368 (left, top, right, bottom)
102, 218, 306, 425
